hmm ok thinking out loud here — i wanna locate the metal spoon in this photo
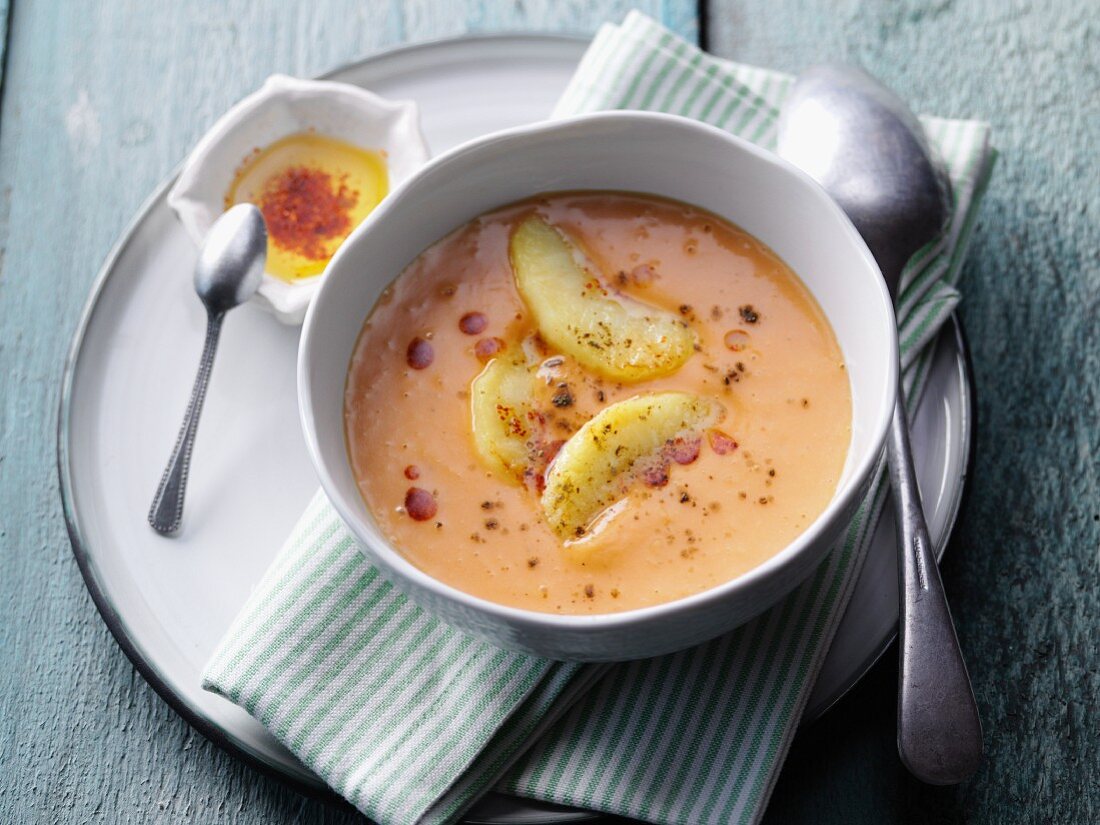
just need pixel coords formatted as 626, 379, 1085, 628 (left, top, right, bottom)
777, 64, 982, 784
148, 204, 267, 535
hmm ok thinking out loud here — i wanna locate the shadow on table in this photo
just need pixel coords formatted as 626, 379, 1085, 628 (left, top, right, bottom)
763, 642, 976, 825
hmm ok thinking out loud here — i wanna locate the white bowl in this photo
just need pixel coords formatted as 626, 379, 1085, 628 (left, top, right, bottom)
298, 111, 897, 661
168, 74, 430, 324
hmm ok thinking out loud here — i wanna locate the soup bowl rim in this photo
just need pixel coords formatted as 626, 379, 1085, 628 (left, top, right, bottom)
297, 109, 898, 657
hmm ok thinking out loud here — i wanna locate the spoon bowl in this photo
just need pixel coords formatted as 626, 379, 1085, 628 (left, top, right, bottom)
778, 64, 952, 295
194, 204, 268, 314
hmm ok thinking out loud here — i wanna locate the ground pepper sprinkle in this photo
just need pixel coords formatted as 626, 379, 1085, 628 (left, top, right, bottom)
258, 166, 358, 260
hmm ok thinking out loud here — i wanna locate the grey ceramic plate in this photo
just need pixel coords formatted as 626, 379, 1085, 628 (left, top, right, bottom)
58, 34, 973, 824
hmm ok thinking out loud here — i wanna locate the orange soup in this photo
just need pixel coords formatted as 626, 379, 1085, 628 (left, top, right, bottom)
345, 192, 851, 614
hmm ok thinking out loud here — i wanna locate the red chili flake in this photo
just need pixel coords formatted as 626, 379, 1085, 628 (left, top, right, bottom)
404, 487, 437, 521
527, 468, 547, 495
404, 465, 420, 480
668, 436, 701, 465
507, 416, 527, 436
406, 337, 434, 369
642, 463, 671, 488
523, 466, 548, 495
474, 337, 505, 363
458, 311, 488, 335
708, 430, 739, 455
257, 166, 357, 260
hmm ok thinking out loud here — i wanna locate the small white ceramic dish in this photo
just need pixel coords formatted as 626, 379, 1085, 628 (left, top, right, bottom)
168, 74, 430, 324
298, 110, 899, 662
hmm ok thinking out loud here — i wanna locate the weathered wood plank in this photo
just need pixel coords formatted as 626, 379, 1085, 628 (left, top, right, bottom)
0, 1, 9, 94
0, 2, 693, 823
3, 1, 1097, 824
705, 1, 1099, 823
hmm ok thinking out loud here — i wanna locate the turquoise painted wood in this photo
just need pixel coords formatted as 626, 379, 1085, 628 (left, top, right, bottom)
706, 2, 1099, 823
1, 1, 1097, 823
0, 2, 692, 824
0, 2, 9, 91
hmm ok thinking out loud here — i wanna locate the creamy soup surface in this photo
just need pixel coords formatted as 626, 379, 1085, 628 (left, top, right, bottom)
345, 192, 851, 614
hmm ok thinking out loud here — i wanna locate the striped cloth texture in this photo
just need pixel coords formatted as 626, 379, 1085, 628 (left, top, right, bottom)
203, 12, 994, 825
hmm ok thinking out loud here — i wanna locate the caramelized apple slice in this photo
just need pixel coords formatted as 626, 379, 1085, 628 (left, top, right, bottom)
541, 392, 724, 539
510, 216, 696, 382
470, 344, 540, 481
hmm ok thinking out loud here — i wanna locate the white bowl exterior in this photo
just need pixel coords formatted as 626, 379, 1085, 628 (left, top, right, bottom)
299, 112, 897, 661
167, 74, 430, 324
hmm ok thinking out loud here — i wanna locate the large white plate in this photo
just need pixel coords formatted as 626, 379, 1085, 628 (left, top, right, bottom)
59, 35, 972, 824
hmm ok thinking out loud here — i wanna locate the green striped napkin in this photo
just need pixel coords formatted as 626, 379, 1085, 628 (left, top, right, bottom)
203, 12, 994, 824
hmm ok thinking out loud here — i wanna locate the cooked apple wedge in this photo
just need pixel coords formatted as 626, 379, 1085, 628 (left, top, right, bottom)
510, 216, 696, 382
470, 344, 541, 481
541, 391, 725, 539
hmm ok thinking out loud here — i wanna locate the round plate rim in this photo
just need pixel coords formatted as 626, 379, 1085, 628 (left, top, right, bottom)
55, 31, 974, 822
57, 31, 595, 822
799, 317, 976, 722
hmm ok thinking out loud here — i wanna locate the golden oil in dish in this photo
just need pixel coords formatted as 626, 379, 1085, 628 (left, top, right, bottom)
225, 132, 389, 281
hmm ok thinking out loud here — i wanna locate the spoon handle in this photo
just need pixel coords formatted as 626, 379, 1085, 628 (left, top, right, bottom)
148, 310, 225, 535
889, 389, 983, 783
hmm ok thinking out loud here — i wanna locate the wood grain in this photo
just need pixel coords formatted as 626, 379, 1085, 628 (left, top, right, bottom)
0, 2, 9, 92
0, 2, 691, 823
2, 1, 1097, 823
706, 1, 1099, 823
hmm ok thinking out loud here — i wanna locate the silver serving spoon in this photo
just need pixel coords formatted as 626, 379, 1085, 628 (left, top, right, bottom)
148, 204, 267, 535
777, 65, 982, 784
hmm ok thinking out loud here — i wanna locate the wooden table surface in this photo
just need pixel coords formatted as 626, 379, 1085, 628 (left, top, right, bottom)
1, 1, 1096, 822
